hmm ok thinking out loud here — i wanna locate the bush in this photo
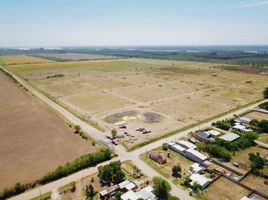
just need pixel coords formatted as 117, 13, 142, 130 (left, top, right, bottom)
214, 120, 231, 130
40, 149, 111, 184
263, 87, 268, 99
172, 165, 181, 178
162, 143, 168, 151
259, 102, 268, 110
0, 182, 28, 199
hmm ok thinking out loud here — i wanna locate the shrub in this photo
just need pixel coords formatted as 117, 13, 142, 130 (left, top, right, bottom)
162, 143, 168, 151
215, 120, 231, 130
0, 182, 28, 199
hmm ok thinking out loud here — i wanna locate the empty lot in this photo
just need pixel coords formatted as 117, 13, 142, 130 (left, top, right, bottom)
6, 58, 268, 148
0, 71, 97, 191
0, 55, 53, 65
36, 53, 117, 61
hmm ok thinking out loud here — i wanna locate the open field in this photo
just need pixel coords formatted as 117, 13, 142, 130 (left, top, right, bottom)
6, 58, 268, 148
243, 110, 268, 121
200, 177, 250, 200
0, 55, 54, 65
241, 174, 268, 195
0, 71, 98, 191
36, 53, 117, 61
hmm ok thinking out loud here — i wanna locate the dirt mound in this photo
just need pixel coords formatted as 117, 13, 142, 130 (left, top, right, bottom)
105, 110, 138, 123
143, 112, 162, 123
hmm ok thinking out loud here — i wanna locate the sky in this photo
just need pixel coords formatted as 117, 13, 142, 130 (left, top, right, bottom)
0, 0, 268, 47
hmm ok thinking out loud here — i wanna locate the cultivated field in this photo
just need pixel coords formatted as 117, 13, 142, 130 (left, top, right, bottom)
0, 71, 98, 191
6, 58, 268, 148
0, 55, 53, 65
36, 53, 117, 61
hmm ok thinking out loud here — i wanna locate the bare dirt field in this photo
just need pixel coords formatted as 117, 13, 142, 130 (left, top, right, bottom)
0, 71, 98, 191
241, 174, 268, 195
243, 111, 268, 120
6, 58, 268, 148
201, 177, 250, 200
0, 55, 54, 65
36, 53, 117, 61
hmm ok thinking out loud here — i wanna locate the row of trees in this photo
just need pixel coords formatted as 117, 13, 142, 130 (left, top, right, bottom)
40, 149, 111, 184
197, 143, 231, 161
249, 153, 265, 175
250, 119, 268, 133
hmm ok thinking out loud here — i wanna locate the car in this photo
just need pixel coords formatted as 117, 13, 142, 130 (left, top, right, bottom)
119, 125, 127, 129
106, 135, 112, 140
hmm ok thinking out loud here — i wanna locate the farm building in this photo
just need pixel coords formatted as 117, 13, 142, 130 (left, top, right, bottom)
176, 140, 197, 149
232, 123, 252, 132
219, 132, 240, 142
193, 132, 215, 143
149, 152, 167, 164
235, 117, 251, 124
120, 185, 156, 200
185, 149, 208, 163
100, 185, 119, 199
118, 180, 137, 192
189, 173, 211, 189
205, 130, 221, 136
168, 142, 186, 154
189, 163, 203, 174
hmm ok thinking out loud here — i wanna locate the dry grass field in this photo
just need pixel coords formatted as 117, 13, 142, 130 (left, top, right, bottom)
0, 55, 54, 65
243, 111, 268, 121
201, 177, 250, 200
241, 174, 268, 195
6, 58, 268, 148
36, 53, 117, 60
0, 71, 98, 191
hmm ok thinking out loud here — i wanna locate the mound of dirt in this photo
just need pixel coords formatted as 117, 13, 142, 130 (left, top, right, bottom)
104, 110, 138, 123
143, 112, 162, 123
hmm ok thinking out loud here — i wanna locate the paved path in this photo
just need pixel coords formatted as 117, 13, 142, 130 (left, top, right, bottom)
3, 66, 267, 200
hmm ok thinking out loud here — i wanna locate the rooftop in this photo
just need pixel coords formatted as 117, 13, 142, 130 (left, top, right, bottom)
190, 173, 211, 187
205, 130, 221, 136
177, 140, 197, 149
185, 149, 207, 161
219, 132, 240, 142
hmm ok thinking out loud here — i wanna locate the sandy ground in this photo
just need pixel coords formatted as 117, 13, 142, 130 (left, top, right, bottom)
243, 111, 268, 120
0, 71, 98, 190
6, 58, 268, 148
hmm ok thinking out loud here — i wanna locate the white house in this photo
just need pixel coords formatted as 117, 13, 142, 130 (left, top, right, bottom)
120, 186, 156, 200
190, 173, 211, 189
189, 163, 203, 174
176, 140, 197, 149
219, 132, 240, 142
185, 149, 208, 163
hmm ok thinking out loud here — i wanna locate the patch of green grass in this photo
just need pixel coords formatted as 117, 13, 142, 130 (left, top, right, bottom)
58, 181, 76, 193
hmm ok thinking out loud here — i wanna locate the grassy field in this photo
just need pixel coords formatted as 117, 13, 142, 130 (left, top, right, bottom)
241, 174, 268, 195
5, 58, 268, 148
200, 177, 250, 200
0, 55, 54, 65
243, 111, 268, 120
0, 70, 99, 191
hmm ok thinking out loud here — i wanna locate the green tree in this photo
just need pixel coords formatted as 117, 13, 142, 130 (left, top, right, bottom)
111, 129, 117, 139
153, 177, 171, 200
259, 120, 268, 133
191, 182, 202, 193
98, 161, 125, 185
114, 191, 122, 200
249, 153, 265, 170
85, 184, 96, 200
162, 143, 168, 151
74, 125, 81, 133
172, 165, 181, 178
168, 196, 180, 200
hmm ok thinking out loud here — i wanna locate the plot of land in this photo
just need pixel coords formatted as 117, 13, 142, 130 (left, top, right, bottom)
241, 174, 268, 195
243, 111, 268, 121
0, 71, 98, 191
201, 177, 250, 200
0, 55, 53, 65
6, 58, 268, 148
36, 53, 117, 61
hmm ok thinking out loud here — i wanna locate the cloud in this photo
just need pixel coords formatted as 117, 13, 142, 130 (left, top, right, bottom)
241, 0, 268, 7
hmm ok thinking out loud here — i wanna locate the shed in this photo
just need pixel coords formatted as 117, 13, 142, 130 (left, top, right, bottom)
219, 133, 240, 142
177, 140, 197, 149
190, 173, 211, 189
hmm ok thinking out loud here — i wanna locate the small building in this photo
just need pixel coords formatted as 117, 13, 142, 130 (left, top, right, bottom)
149, 152, 166, 164
219, 133, 240, 142
188, 137, 198, 144
189, 163, 203, 174
205, 130, 221, 136
176, 140, 197, 149
189, 173, 211, 189
232, 124, 252, 132
235, 117, 251, 124
114, 121, 127, 126
185, 149, 208, 163
120, 185, 156, 200
168, 142, 186, 154
193, 132, 212, 143
100, 185, 119, 199
118, 180, 137, 192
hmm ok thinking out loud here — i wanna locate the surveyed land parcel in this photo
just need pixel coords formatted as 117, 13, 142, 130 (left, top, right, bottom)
0, 71, 98, 191
6, 58, 268, 148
